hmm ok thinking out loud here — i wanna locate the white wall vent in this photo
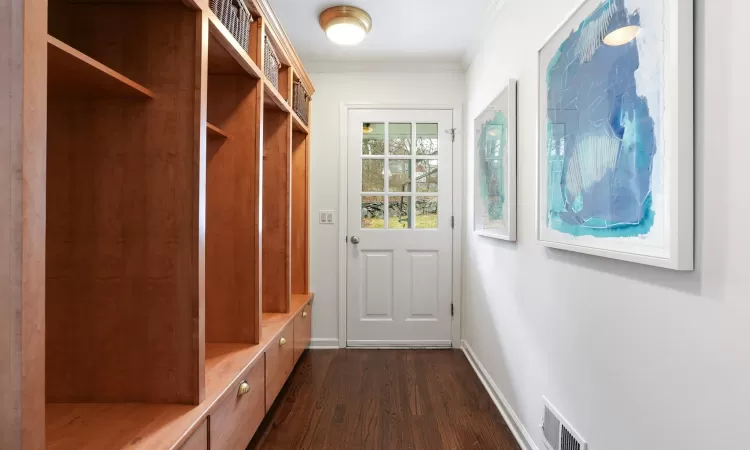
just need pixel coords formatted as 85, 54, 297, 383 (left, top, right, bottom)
541, 397, 587, 450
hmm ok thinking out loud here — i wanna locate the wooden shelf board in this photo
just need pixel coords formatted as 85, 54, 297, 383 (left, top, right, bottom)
263, 78, 290, 112
47, 35, 154, 99
46, 293, 314, 450
207, 13, 262, 78
292, 112, 309, 134
206, 122, 229, 139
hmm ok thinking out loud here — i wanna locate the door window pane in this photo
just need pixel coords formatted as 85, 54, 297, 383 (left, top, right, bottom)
416, 159, 438, 193
362, 123, 385, 155
388, 123, 412, 155
388, 160, 411, 193
388, 196, 412, 229
362, 159, 384, 192
362, 196, 385, 229
416, 123, 439, 155
415, 196, 438, 229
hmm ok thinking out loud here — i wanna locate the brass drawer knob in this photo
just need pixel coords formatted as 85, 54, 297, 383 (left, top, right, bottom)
302, 311, 308, 318
237, 380, 250, 397
279, 337, 287, 346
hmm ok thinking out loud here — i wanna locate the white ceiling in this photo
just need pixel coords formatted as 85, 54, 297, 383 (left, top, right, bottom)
268, 0, 499, 70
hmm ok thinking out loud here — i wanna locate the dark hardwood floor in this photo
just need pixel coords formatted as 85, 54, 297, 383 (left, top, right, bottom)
249, 349, 521, 450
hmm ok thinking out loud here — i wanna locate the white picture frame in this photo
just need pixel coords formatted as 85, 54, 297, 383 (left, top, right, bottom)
474, 79, 518, 241
536, 0, 694, 270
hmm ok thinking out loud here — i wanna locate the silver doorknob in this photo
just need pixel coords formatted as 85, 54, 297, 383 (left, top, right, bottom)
350, 236, 360, 244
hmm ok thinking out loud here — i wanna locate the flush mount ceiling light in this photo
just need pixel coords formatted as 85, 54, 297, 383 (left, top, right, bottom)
319, 6, 372, 46
362, 123, 374, 134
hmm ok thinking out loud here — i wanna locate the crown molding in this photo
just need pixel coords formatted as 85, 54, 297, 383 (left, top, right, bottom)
462, 0, 507, 69
254, 0, 315, 93
305, 59, 466, 74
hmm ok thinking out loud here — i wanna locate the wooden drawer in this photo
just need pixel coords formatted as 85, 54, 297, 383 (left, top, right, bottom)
293, 303, 312, 363
180, 419, 208, 450
209, 355, 265, 450
265, 321, 294, 410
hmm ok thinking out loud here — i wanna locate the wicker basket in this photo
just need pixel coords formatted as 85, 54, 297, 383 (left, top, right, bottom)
264, 36, 280, 89
209, 0, 252, 52
293, 80, 310, 124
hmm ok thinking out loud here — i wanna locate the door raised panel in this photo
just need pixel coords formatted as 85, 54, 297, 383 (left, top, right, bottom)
361, 251, 393, 319
407, 251, 439, 319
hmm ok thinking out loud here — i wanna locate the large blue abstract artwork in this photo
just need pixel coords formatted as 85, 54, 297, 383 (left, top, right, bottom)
537, 0, 695, 269
546, 0, 656, 238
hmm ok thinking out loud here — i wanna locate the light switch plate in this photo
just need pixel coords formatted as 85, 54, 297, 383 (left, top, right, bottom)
319, 210, 335, 224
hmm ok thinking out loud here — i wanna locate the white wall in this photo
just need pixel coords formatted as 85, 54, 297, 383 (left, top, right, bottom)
307, 71, 465, 346
463, 0, 749, 449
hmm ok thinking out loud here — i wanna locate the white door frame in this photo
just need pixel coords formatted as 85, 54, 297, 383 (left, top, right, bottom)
337, 103, 464, 348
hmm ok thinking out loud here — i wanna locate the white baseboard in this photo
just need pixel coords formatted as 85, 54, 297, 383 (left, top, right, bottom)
461, 340, 539, 450
309, 338, 341, 349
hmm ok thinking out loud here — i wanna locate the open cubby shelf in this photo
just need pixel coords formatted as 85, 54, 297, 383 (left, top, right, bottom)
14, 0, 316, 447
205, 71, 262, 346
262, 107, 292, 314
207, 12, 263, 78
46, 0, 205, 407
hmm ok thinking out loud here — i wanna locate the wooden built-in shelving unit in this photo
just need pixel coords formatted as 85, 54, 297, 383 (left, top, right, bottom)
1, 0, 313, 446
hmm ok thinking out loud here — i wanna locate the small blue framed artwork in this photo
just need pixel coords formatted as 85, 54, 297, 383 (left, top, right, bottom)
475, 80, 517, 241
537, 0, 694, 270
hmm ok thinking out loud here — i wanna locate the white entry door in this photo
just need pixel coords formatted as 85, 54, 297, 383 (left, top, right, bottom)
346, 109, 454, 347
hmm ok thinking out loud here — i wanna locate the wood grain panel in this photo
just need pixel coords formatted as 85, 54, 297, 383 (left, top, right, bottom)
1, 0, 46, 445
291, 131, 308, 294
206, 73, 262, 344
180, 419, 208, 450
209, 355, 265, 450
264, 321, 294, 411
45, 3, 203, 404
262, 109, 291, 313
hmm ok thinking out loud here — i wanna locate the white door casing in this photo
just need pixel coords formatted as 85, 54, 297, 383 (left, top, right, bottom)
346, 109, 454, 347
